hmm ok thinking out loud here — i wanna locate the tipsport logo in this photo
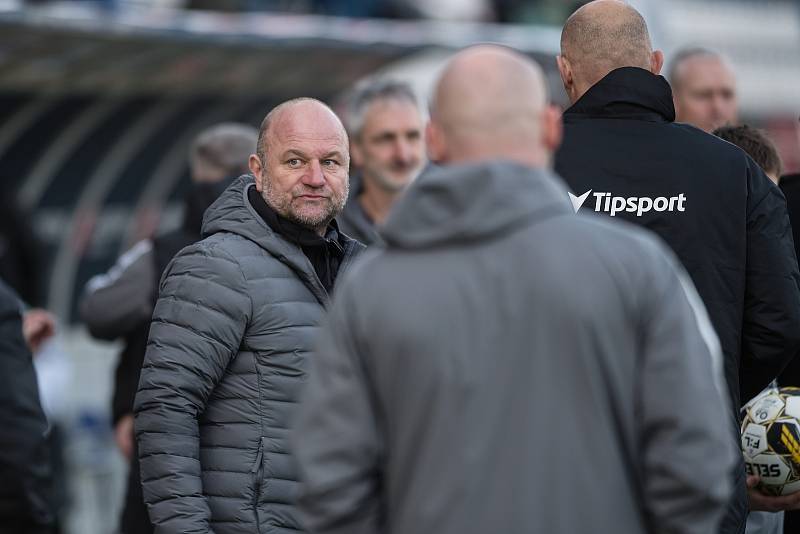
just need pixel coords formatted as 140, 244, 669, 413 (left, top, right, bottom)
569, 189, 687, 217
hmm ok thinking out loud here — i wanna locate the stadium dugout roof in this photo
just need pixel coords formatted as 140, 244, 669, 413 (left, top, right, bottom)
0, 3, 561, 97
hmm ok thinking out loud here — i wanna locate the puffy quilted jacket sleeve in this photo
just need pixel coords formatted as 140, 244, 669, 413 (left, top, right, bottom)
134, 242, 251, 534
741, 158, 800, 402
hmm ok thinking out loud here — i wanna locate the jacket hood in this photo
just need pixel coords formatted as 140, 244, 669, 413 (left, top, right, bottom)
565, 67, 675, 122
380, 160, 573, 249
202, 174, 350, 304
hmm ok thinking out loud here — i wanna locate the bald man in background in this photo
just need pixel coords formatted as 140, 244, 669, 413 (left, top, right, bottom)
553, 2, 800, 532
670, 48, 738, 132
293, 45, 736, 534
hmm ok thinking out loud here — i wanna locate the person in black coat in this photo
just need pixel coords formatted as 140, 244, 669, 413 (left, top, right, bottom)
553, 2, 800, 533
0, 280, 54, 534
712, 126, 800, 532
779, 171, 800, 532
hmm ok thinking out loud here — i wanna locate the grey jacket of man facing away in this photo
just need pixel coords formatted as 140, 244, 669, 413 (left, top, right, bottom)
293, 161, 737, 534
134, 175, 362, 534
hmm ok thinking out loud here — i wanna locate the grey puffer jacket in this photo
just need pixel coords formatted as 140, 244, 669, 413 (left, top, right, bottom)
134, 175, 363, 534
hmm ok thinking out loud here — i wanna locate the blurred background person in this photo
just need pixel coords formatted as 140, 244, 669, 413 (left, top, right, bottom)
669, 47, 739, 133
0, 184, 46, 308
80, 122, 257, 534
780, 167, 800, 268
712, 124, 797, 534
553, 2, 800, 532
0, 279, 55, 534
714, 125, 783, 184
294, 44, 736, 534
782, 158, 800, 534
0, 182, 56, 355
339, 79, 426, 245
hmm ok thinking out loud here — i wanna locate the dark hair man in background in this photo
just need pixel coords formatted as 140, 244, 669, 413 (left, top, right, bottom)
338, 79, 426, 245
553, 2, 800, 532
669, 47, 738, 133
714, 125, 783, 184
293, 44, 735, 534
81, 122, 258, 534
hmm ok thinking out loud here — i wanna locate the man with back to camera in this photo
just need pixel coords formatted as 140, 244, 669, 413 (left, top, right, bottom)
338, 79, 426, 245
553, 2, 800, 532
670, 47, 738, 132
134, 99, 363, 534
292, 44, 736, 534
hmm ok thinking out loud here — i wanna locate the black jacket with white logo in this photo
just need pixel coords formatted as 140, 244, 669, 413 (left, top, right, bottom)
556, 66, 800, 534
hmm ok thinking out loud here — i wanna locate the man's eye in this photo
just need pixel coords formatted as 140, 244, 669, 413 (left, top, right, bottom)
287, 159, 302, 167
322, 159, 339, 167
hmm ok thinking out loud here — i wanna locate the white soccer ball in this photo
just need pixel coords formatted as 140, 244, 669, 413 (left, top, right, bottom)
741, 387, 800, 496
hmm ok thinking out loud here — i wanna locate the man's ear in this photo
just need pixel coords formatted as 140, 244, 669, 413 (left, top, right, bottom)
541, 104, 563, 155
556, 55, 573, 94
425, 121, 446, 164
651, 50, 664, 75
249, 154, 264, 192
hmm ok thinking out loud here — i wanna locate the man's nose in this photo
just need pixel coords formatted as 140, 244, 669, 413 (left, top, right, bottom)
394, 139, 413, 164
711, 94, 728, 117
303, 160, 326, 187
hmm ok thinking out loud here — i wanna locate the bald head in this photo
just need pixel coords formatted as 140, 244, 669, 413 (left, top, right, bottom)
248, 97, 350, 235
428, 45, 560, 167
669, 49, 738, 132
558, 0, 662, 103
256, 98, 347, 161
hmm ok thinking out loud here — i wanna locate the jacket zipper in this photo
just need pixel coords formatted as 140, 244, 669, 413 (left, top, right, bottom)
252, 438, 264, 533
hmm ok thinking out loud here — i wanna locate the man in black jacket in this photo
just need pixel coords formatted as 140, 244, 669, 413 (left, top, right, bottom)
553, 2, 800, 533
0, 280, 54, 534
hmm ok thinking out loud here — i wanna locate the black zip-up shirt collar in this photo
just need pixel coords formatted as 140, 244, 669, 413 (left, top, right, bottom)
564, 66, 676, 123
247, 187, 345, 293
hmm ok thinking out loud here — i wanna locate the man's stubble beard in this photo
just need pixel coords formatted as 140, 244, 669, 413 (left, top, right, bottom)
368, 162, 423, 193
262, 175, 349, 233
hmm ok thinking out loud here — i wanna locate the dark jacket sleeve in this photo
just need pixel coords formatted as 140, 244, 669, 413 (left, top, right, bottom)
134, 243, 251, 534
111, 321, 151, 425
80, 239, 157, 341
293, 272, 384, 534
740, 158, 800, 402
637, 241, 736, 534
0, 282, 54, 530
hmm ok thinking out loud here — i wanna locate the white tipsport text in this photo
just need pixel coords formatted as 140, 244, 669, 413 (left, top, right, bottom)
569, 190, 687, 217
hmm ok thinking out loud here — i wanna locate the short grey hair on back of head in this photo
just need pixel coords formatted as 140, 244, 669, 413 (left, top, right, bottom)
345, 79, 420, 139
190, 122, 258, 177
